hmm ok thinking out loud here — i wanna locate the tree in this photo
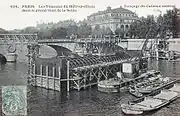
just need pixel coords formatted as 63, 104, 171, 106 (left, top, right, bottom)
67, 25, 78, 36
104, 27, 113, 35
38, 28, 52, 39
145, 15, 158, 38
154, 9, 178, 38
128, 21, 140, 38
115, 28, 125, 38
21, 26, 39, 34
92, 24, 102, 37
161, 9, 177, 38
156, 15, 164, 38
77, 23, 92, 38
0, 28, 8, 38
51, 27, 67, 39
174, 8, 180, 38
0, 28, 8, 34
128, 15, 158, 39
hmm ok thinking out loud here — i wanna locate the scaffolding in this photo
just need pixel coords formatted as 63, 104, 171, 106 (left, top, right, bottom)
27, 42, 133, 92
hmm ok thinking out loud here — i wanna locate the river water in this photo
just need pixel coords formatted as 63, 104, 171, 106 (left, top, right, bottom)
0, 60, 180, 116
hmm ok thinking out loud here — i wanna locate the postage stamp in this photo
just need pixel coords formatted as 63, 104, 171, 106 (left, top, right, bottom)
1, 86, 27, 116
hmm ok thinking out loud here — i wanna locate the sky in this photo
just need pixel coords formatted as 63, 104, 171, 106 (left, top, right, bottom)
0, 0, 179, 30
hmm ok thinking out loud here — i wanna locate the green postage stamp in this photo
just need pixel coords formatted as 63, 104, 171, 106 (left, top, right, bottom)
2, 86, 27, 116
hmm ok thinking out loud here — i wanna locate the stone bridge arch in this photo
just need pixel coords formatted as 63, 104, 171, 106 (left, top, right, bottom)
41, 43, 76, 51
48, 45, 75, 57
38, 42, 78, 57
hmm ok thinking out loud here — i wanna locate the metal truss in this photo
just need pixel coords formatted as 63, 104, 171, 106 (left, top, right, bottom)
0, 34, 38, 44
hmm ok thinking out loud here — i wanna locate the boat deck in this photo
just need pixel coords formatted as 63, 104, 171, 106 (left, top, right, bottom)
98, 79, 120, 86
134, 98, 163, 108
154, 90, 178, 100
169, 83, 180, 93
121, 79, 180, 115
130, 85, 180, 110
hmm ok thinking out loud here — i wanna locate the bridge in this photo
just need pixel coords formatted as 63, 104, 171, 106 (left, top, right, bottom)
27, 37, 180, 92
0, 33, 180, 62
37, 37, 128, 56
0, 34, 128, 62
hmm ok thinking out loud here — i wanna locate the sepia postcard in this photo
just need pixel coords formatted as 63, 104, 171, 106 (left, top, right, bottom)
0, 0, 180, 116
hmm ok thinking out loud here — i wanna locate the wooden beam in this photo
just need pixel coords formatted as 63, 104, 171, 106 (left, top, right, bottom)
58, 67, 61, 91
67, 61, 70, 92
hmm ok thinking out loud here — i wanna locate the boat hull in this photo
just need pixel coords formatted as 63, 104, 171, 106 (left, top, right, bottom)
121, 87, 180, 115
121, 107, 143, 114
97, 79, 120, 93
98, 84, 119, 93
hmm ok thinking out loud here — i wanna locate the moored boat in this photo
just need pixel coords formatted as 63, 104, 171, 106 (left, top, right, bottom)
121, 84, 180, 115
136, 77, 174, 94
121, 103, 143, 115
129, 86, 143, 97
97, 70, 163, 93
98, 78, 120, 93
132, 71, 175, 94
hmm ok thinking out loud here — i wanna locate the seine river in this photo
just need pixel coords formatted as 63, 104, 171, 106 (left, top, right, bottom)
0, 59, 180, 116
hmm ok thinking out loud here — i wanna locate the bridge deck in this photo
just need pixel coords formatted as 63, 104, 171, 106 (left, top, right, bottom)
37, 38, 126, 43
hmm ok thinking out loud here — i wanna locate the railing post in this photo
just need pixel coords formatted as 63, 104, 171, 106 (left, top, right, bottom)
67, 61, 70, 92
40, 65, 43, 87
46, 65, 49, 89
58, 67, 61, 91
109, 36, 110, 43
52, 67, 55, 90
33, 64, 36, 86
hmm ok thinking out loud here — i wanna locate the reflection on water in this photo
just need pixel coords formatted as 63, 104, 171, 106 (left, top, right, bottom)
1, 59, 180, 116
0, 62, 27, 86
0, 64, 5, 72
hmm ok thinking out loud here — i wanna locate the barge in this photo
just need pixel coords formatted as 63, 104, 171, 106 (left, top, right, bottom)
130, 71, 174, 94
98, 78, 120, 93
97, 70, 161, 93
121, 82, 180, 115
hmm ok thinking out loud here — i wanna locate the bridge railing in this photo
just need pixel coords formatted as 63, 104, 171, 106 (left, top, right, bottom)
0, 34, 38, 43
38, 39, 74, 43
37, 37, 126, 43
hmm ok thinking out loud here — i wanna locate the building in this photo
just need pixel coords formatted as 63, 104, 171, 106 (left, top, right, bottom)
87, 6, 139, 33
